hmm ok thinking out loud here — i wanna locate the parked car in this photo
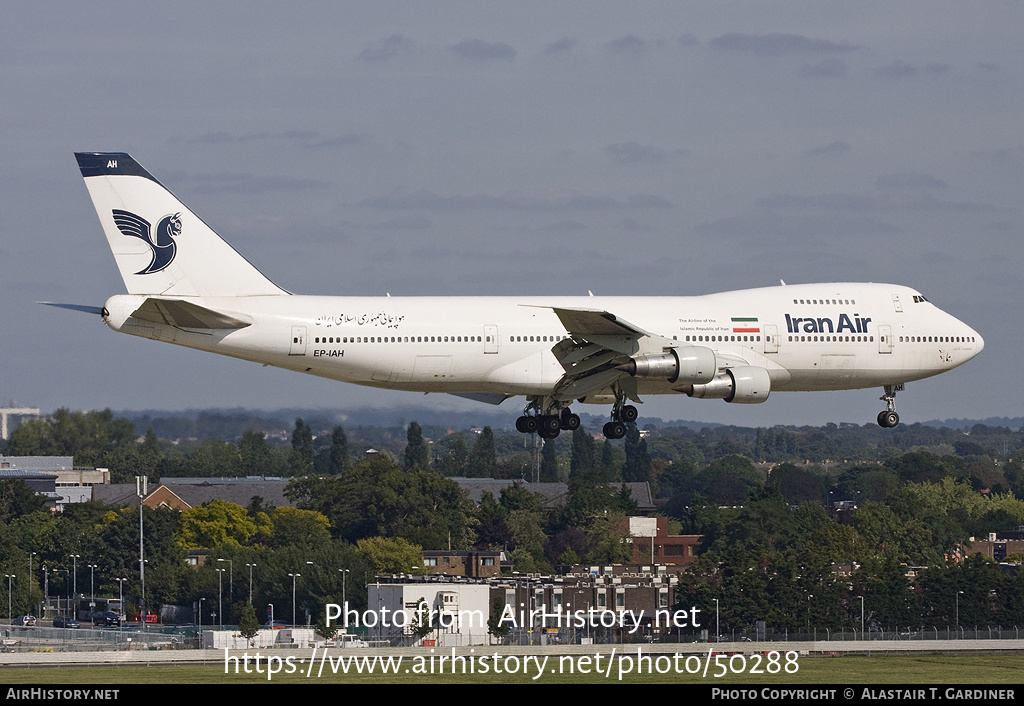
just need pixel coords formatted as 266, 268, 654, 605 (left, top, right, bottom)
13, 615, 36, 626
92, 611, 121, 627
53, 616, 80, 628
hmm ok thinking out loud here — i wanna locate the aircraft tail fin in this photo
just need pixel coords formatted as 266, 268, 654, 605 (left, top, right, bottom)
75, 152, 287, 298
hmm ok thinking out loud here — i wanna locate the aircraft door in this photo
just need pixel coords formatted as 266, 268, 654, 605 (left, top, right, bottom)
763, 324, 779, 354
484, 325, 499, 354
878, 325, 893, 354
289, 326, 307, 356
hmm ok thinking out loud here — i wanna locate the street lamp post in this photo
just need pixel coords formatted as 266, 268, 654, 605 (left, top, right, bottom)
713, 598, 719, 643
245, 563, 256, 604
115, 578, 128, 620
52, 569, 67, 617
339, 569, 350, 609
217, 559, 233, 609
288, 573, 301, 627
859, 596, 865, 640
956, 590, 964, 632
69, 555, 79, 617
87, 565, 97, 617
216, 568, 225, 627
4, 575, 14, 623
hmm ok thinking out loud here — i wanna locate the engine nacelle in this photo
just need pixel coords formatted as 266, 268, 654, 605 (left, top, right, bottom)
676, 365, 771, 404
617, 346, 716, 384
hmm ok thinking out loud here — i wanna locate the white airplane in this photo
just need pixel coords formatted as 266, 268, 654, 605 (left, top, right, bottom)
59, 152, 984, 439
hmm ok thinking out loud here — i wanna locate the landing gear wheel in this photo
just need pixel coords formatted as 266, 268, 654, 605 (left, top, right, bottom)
603, 421, 626, 439
521, 416, 539, 434
539, 415, 562, 438
561, 411, 581, 431
516, 416, 528, 433
878, 411, 899, 428
619, 405, 638, 423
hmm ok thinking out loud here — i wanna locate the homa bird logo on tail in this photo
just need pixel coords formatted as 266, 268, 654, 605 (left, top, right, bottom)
111, 209, 181, 274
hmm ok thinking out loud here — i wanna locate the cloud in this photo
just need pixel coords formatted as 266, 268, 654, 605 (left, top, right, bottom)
359, 189, 672, 212
710, 33, 858, 56
607, 36, 648, 55
179, 172, 331, 195
545, 220, 587, 231
756, 192, 998, 214
544, 37, 577, 55
876, 173, 947, 190
870, 61, 950, 79
358, 35, 415, 63
805, 141, 851, 158
606, 142, 667, 164
449, 39, 516, 62
354, 216, 432, 231
178, 131, 366, 149
801, 58, 848, 79
697, 209, 896, 241
618, 218, 653, 232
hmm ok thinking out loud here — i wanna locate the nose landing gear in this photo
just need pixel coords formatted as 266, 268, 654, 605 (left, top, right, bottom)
877, 384, 903, 428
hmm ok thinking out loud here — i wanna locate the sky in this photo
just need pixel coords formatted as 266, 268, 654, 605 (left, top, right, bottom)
2, 2, 1021, 429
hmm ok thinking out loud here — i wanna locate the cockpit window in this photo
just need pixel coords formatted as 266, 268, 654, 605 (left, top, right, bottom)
912, 295, 929, 303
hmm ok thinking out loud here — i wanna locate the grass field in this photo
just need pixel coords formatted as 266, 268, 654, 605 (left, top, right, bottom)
1, 654, 1022, 684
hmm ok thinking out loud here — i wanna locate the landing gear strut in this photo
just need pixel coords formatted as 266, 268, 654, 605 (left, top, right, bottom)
877, 384, 902, 428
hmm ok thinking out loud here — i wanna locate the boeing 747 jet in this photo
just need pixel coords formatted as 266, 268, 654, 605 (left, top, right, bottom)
58, 153, 984, 439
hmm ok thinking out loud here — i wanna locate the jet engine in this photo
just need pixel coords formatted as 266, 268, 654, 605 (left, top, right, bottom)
616, 346, 716, 384
675, 365, 771, 403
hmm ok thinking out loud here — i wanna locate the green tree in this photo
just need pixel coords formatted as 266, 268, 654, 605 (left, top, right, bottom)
176, 500, 258, 550
289, 418, 314, 476
540, 439, 559, 482
467, 427, 497, 478
356, 537, 422, 574
403, 422, 430, 471
0, 480, 47, 522
239, 601, 260, 646
622, 424, 651, 482
328, 426, 349, 475
239, 430, 279, 476
269, 506, 332, 550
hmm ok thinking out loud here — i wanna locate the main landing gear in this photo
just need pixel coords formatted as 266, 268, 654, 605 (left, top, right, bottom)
515, 403, 581, 439
877, 384, 903, 428
601, 390, 638, 440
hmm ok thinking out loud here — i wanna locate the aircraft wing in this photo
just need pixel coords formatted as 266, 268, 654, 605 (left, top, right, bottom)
129, 298, 252, 330
539, 306, 685, 403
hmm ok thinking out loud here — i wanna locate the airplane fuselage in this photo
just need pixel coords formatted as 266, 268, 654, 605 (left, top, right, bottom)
102, 281, 981, 400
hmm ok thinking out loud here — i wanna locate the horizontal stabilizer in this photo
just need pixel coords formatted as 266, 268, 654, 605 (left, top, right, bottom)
130, 298, 251, 330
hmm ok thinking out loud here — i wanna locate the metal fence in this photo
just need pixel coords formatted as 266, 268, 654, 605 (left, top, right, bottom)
1, 625, 199, 652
